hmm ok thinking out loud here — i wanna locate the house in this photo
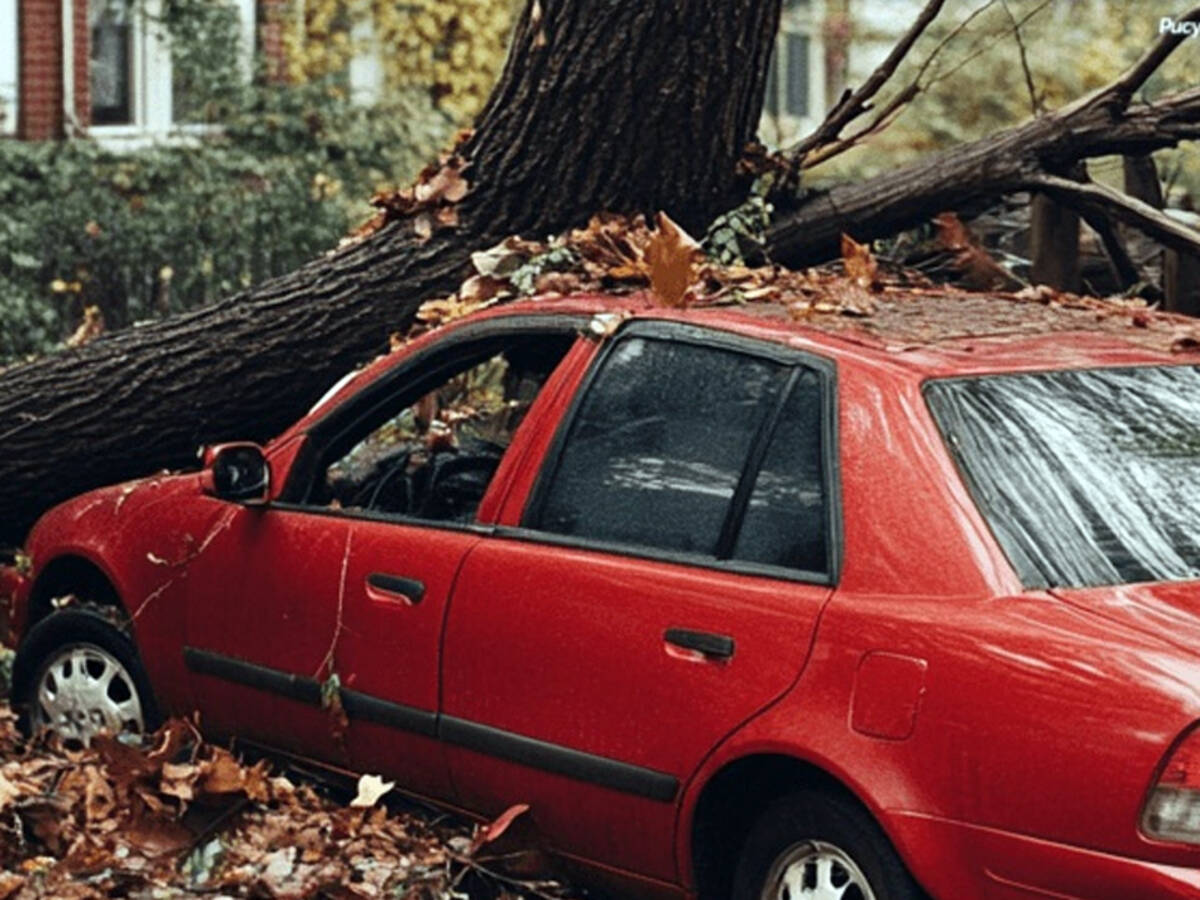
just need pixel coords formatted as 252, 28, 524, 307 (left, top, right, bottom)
761, 0, 925, 149
1, 0, 267, 142
3, 0, 919, 146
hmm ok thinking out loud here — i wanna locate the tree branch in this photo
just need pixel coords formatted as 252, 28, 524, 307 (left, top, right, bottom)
787, 0, 946, 164
1022, 173, 1200, 259
767, 87, 1200, 265
796, 0, 1054, 170
1103, 4, 1200, 110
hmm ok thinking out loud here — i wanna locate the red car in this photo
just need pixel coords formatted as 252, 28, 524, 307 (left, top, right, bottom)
7, 292, 1200, 900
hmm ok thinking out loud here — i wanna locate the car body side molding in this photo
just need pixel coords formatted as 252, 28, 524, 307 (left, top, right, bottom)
182, 647, 679, 802
439, 715, 680, 803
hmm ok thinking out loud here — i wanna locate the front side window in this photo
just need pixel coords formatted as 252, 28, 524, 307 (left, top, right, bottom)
308, 333, 575, 524
528, 333, 833, 578
926, 366, 1200, 588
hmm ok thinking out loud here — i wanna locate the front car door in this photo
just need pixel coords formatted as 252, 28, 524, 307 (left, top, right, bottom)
440, 321, 840, 885
184, 314, 591, 800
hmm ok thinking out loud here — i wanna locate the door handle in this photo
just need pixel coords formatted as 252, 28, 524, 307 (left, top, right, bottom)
664, 628, 734, 661
366, 573, 426, 605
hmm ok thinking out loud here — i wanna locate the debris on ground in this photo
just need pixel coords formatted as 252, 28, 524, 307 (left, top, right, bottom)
0, 697, 578, 900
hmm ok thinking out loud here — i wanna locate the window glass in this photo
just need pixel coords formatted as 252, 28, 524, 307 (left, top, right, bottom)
926, 366, 1200, 588
318, 336, 572, 524
91, 0, 134, 125
533, 337, 787, 556
733, 369, 827, 572
0, 0, 16, 135
785, 33, 811, 118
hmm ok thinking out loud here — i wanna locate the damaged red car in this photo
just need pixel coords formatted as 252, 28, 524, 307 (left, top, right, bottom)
8, 292, 1200, 900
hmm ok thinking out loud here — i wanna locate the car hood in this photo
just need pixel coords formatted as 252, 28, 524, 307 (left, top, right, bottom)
1051, 581, 1200, 658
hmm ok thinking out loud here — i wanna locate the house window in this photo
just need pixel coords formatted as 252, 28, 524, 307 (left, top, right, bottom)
762, 0, 825, 146
0, 0, 19, 134
90, 0, 134, 125
87, 0, 256, 143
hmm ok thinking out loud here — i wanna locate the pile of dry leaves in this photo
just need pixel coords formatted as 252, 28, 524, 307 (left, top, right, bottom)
399, 210, 1200, 357
0, 704, 573, 900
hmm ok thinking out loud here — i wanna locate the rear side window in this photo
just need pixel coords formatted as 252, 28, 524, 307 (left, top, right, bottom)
527, 332, 834, 579
926, 365, 1200, 588
733, 370, 827, 572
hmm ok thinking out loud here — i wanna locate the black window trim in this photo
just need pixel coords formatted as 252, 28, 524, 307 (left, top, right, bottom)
517, 319, 843, 587
271, 314, 590, 533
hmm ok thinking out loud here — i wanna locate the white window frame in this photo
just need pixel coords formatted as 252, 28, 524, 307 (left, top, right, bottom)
0, 0, 18, 135
348, 15, 384, 105
88, 0, 256, 148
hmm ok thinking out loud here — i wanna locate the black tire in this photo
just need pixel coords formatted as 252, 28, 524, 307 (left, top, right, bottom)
732, 788, 922, 900
11, 605, 159, 740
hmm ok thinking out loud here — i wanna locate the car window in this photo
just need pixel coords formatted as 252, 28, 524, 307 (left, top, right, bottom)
312, 334, 574, 524
529, 334, 830, 565
731, 369, 828, 574
926, 365, 1200, 588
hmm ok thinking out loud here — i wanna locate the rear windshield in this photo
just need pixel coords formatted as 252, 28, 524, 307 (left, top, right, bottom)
925, 366, 1200, 589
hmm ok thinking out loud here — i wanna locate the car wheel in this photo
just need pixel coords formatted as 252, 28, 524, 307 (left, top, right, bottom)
733, 788, 922, 900
12, 605, 158, 746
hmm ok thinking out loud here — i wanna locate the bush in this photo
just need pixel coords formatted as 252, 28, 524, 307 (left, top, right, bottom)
0, 83, 451, 363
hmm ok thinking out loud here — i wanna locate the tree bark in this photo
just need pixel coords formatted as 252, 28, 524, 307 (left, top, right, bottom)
0, 0, 781, 547
1029, 194, 1080, 292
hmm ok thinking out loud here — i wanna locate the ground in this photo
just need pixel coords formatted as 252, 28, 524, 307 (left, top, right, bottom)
0, 647, 578, 900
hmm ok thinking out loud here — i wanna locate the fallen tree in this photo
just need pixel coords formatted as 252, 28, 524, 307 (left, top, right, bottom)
0, 0, 780, 545
0, 0, 1198, 547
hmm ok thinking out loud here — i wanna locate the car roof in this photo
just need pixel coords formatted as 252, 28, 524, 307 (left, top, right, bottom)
478, 289, 1200, 379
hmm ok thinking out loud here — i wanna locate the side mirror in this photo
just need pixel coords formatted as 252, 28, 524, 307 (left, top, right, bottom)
205, 443, 270, 505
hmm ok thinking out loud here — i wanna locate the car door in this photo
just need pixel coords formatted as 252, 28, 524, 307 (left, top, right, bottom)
187, 314, 593, 799
441, 321, 839, 882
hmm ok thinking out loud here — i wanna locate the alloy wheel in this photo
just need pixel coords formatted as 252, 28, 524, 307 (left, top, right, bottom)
760, 840, 877, 900
32, 643, 145, 745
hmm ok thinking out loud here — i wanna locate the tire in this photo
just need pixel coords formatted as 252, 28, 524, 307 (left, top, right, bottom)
732, 788, 923, 900
12, 605, 159, 744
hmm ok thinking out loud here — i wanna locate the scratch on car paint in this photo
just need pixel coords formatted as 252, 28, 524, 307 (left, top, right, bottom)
72, 497, 107, 521
113, 473, 170, 514
133, 507, 238, 621
315, 531, 354, 681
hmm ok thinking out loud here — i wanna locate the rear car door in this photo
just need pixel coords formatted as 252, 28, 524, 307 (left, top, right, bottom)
441, 321, 839, 882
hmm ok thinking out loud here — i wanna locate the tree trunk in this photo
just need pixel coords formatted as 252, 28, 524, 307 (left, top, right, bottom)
0, 0, 781, 548
1030, 194, 1080, 292
1125, 153, 1200, 315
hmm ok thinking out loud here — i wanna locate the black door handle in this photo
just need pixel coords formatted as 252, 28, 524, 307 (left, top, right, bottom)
664, 628, 735, 660
366, 573, 426, 605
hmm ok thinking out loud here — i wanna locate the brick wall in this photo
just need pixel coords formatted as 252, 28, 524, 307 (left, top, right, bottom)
17, 0, 89, 139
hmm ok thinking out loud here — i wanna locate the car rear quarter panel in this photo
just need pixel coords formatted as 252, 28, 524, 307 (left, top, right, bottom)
679, 356, 1200, 897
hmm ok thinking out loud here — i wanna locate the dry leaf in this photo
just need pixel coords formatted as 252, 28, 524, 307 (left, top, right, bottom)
470, 803, 530, 854
66, 306, 105, 349
840, 234, 878, 290
647, 212, 702, 308
350, 774, 395, 809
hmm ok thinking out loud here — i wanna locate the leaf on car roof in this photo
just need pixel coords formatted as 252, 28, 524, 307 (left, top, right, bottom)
647, 212, 702, 308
